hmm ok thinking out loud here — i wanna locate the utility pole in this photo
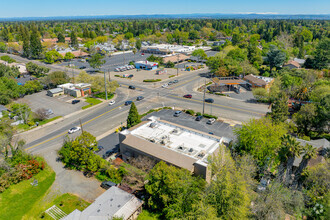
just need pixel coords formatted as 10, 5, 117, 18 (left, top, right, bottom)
108, 69, 111, 81
79, 119, 84, 133
176, 53, 179, 76
104, 71, 108, 100
202, 79, 206, 115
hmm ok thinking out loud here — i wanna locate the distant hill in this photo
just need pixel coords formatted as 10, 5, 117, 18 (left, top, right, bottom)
0, 13, 329, 21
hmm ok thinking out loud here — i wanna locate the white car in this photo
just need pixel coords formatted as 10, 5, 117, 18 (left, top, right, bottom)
109, 100, 116, 106
207, 118, 216, 125
68, 127, 81, 134
162, 83, 168, 88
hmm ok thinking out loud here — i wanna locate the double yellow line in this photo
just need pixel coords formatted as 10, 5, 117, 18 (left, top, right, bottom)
25, 104, 124, 151
170, 76, 199, 89
169, 95, 265, 116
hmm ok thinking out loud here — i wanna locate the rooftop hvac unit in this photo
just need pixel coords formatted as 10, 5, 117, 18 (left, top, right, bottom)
149, 122, 157, 128
149, 138, 156, 143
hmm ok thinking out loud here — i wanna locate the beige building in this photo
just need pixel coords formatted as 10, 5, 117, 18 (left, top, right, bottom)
119, 117, 228, 182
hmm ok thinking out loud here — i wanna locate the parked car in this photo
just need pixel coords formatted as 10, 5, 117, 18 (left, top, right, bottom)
68, 126, 81, 134
183, 94, 192, 98
114, 68, 120, 72
195, 115, 203, 121
128, 85, 136, 90
205, 98, 214, 103
168, 81, 173, 85
207, 118, 216, 125
101, 181, 117, 189
173, 80, 179, 83
173, 111, 182, 117
125, 101, 133, 105
136, 96, 144, 101
162, 84, 168, 88
128, 74, 134, 78
109, 100, 116, 105
208, 132, 214, 135
72, 100, 80, 104
141, 53, 145, 56
45, 109, 54, 116
79, 66, 86, 69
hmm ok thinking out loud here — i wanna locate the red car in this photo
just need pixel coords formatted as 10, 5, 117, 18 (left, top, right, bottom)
183, 94, 192, 98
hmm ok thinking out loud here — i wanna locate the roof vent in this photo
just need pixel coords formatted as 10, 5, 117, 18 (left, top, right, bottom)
150, 122, 157, 128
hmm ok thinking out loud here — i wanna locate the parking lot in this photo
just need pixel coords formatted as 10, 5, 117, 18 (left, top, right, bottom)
16, 91, 88, 117
59, 52, 147, 72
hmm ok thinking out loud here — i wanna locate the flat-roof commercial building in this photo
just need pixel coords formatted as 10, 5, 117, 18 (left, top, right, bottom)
119, 117, 226, 182
243, 74, 274, 90
135, 61, 158, 70
58, 83, 91, 97
141, 44, 196, 55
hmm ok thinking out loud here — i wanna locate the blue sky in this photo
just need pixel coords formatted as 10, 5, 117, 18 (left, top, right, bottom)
1, 0, 329, 18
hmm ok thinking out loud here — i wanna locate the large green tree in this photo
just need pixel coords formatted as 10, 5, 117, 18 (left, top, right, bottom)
29, 25, 42, 59
70, 31, 79, 49
88, 53, 106, 70
269, 92, 289, 123
126, 102, 140, 129
266, 45, 287, 73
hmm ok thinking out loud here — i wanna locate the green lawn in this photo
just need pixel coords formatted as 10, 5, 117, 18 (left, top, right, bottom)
93, 92, 114, 100
0, 165, 55, 220
38, 116, 62, 126
137, 210, 161, 220
82, 97, 102, 109
16, 116, 63, 131
23, 193, 90, 219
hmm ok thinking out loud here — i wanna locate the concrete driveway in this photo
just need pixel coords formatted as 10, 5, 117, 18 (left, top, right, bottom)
16, 91, 88, 117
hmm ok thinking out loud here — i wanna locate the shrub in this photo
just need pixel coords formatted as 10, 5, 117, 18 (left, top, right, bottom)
196, 112, 202, 116
185, 109, 195, 115
143, 79, 162, 82
169, 75, 176, 78
1, 55, 16, 63
114, 75, 121, 77
202, 113, 218, 119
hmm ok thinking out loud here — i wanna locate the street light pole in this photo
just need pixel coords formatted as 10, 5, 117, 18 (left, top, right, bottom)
104, 71, 108, 100
202, 79, 206, 115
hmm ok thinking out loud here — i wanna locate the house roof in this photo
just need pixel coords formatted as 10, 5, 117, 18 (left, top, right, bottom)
59, 50, 89, 58
63, 186, 143, 220
284, 60, 301, 68
0, 104, 7, 112
293, 138, 329, 167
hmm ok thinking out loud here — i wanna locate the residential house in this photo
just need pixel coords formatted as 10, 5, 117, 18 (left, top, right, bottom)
283, 60, 301, 69
63, 186, 143, 220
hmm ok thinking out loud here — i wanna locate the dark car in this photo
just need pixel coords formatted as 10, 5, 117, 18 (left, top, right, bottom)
195, 115, 203, 121
72, 100, 80, 104
136, 96, 144, 101
79, 66, 86, 69
168, 81, 173, 85
128, 74, 134, 78
173, 80, 179, 83
173, 110, 182, 117
128, 85, 136, 90
125, 101, 133, 105
183, 94, 192, 98
101, 181, 117, 189
95, 146, 104, 153
205, 98, 214, 103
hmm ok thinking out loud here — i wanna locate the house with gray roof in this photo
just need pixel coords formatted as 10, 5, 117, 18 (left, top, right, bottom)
63, 186, 143, 220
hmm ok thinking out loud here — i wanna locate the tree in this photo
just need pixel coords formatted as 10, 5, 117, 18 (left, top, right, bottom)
293, 103, 317, 136
88, 53, 105, 70
165, 61, 174, 68
57, 32, 65, 43
44, 50, 63, 63
266, 45, 287, 73
135, 39, 142, 50
70, 31, 79, 49
313, 38, 330, 70
294, 144, 317, 182
232, 32, 242, 45
207, 145, 251, 219
34, 108, 50, 121
29, 25, 42, 59
226, 48, 247, 62
234, 117, 287, 168
40, 71, 70, 88
191, 49, 207, 63
126, 102, 140, 129
315, 94, 330, 134
0, 42, 7, 53
64, 52, 75, 60
247, 44, 263, 67
9, 103, 31, 124
23, 80, 43, 94
75, 131, 98, 151
145, 161, 206, 219
124, 32, 133, 39
26, 62, 50, 77
277, 134, 303, 186
269, 92, 289, 123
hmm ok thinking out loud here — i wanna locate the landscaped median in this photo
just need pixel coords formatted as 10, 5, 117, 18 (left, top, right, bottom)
143, 79, 162, 82
82, 97, 102, 110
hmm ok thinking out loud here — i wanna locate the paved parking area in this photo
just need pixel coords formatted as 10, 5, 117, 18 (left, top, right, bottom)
59, 52, 147, 72
143, 109, 238, 140
16, 90, 87, 117
96, 133, 120, 158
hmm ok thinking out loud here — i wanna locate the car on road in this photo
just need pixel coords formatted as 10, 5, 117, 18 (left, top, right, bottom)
195, 115, 203, 121
128, 85, 136, 90
136, 96, 144, 101
101, 181, 117, 190
173, 80, 179, 83
125, 101, 133, 105
68, 126, 81, 134
168, 81, 173, 85
72, 100, 80, 104
162, 84, 168, 88
79, 66, 86, 69
109, 100, 116, 105
207, 118, 216, 125
205, 98, 214, 103
208, 132, 214, 135
183, 94, 192, 98
173, 110, 182, 117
